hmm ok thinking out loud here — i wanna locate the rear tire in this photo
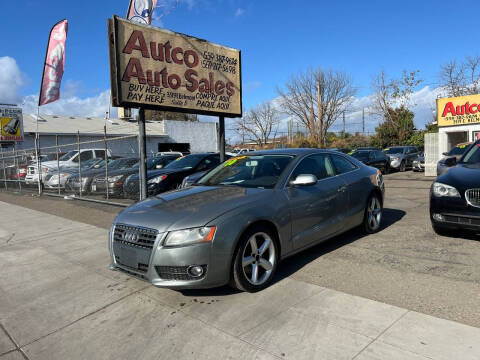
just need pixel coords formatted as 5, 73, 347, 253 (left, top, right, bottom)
363, 193, 382, 234
231, 225, 278, 292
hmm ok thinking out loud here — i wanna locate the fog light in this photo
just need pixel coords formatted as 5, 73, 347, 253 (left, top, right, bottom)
433, 213, 445, 222
188, 265, 204, 277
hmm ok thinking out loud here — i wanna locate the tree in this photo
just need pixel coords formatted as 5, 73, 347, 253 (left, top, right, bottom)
144, 110, 198, 121
371, 107, 415, 148
371, 70, 422, 148
235, 102, 280, 148
277, 68, 356, 147
438, 56, 480, 97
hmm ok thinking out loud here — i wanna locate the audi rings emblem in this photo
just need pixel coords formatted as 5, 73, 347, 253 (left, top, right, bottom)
123, 231, 139, 243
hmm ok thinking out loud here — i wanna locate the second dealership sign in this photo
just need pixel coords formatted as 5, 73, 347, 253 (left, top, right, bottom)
108, 16, 242, 117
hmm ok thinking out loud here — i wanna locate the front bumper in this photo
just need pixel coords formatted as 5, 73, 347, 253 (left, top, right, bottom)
412, 162, 425, 171
109, 224, 229, 289
430, 195, 480, 231
93, 180, 123, 196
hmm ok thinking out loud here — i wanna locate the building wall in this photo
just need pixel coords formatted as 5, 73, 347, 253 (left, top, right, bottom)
11, 120, 219, 155
162, 120, 218, 153
438, 124, 480, 158
17, 134, 165, 157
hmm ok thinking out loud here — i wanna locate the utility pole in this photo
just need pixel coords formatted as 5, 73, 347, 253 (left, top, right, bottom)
343, 111, 346, 138
362, 108, 365, 135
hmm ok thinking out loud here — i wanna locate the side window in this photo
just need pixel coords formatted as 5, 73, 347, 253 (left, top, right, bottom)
375, 151, 384, 160
80, 151, 93, 162
207, 155, 221, 168
95, 150, 106, 159
331, 154, 357, 174
291, 154, 335, 181
369, 152, 375, 161
71, 154, 79, 163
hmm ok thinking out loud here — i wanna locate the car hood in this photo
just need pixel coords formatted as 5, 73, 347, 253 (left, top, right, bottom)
436, 163, 480, 190
41, 160, 68, 168
115, 186, 268, 232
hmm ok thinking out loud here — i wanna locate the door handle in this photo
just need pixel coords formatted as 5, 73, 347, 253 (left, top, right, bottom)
337, 186, 347, 193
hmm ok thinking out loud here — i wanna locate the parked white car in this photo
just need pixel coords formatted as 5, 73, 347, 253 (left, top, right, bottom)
25, 149, 110, 185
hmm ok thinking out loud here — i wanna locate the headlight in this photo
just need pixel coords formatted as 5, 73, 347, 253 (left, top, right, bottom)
148, 174, 167, 184
108, 175, 123, 182
432, 182, 460, 198
164, 226, 216, 247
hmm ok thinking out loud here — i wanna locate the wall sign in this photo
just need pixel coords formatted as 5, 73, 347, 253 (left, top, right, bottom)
108, 16, 242, 117
437, 94, 480, 127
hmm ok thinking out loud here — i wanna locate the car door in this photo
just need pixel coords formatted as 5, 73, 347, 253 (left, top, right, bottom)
286, 154, 347, 250
376, 151, 388, 172
406, 147, 417, 166
330, 153, 363, 229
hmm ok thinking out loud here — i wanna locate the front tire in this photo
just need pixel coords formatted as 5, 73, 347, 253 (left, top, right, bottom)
399, 161, 406, 172
363, 193, 382, 234
231, 225, 278, 292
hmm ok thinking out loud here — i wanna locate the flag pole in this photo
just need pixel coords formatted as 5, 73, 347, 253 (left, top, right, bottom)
35, 105, 41, 195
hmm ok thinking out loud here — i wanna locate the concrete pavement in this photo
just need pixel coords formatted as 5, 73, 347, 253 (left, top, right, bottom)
0, 201, 479, 359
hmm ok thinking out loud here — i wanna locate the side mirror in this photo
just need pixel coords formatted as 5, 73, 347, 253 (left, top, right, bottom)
442, 152, 449, 156
445, 157, 457, 167
156, 164, 163, 169
290, 174, 318, 186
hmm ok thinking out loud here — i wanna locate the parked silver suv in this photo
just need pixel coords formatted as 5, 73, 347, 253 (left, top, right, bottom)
384, 146, 420, 172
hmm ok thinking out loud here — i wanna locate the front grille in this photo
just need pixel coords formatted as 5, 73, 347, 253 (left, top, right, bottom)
443, 214, 480, 226
113, 224, 158, 249
466, 189, 480, 208
155, 265, 207, 281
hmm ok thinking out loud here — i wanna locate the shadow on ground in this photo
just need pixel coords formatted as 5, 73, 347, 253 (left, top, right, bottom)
180, 207, 406, 297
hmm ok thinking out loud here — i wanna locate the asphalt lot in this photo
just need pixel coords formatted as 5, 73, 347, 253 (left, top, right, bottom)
0, 171, 479, 359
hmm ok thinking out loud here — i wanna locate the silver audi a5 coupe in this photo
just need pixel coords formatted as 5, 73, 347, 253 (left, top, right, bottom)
109, 149, 385, 292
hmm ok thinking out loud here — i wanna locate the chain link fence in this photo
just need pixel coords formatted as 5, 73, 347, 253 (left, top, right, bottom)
0, 133, 145, 206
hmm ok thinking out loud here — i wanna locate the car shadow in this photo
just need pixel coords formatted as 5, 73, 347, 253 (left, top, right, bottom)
273, 207, 406, 284
179, 207, 406, 297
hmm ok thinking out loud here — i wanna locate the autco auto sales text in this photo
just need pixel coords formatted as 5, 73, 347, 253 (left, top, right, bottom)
121, 30, 236, 110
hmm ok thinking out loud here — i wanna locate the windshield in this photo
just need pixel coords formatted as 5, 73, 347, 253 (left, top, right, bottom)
59, 151, 77, 161
460, 143, 480, 164
448, 145, 469, 156
352, 152, 370, 160
384, 147, 405, 154
198, 155, 294, 189
164, 154, 205, 170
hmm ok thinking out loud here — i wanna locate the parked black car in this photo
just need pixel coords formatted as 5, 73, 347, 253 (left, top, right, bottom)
351, 150, 390, 174
123, 153, 229, 199
430, 140, 480, 235
92, 154, 180, 197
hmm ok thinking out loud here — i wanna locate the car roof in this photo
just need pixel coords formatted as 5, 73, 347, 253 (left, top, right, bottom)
454, 142, 473, 147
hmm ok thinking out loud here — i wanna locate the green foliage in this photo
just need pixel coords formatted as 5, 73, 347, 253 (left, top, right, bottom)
371, 106, 415, 148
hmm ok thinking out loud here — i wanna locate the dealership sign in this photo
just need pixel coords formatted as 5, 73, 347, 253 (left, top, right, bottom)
0, 106, 23, 142
108, 16, 242, 117
437, 94, 480, 127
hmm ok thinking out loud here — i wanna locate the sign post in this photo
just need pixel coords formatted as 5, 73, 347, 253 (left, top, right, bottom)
138, 108, 147, 200
108, 16, 242, 200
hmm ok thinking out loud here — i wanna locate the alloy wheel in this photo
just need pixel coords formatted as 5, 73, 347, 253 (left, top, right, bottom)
367, 196, 382, 231
241, 232, 276, 286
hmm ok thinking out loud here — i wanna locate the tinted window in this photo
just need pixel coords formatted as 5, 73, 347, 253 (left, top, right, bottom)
351, 151, 370, 161
79, 151, 93, 161
376, 151, 385, 160
384, 147, 406, 154
95, 150, 106, 159
331, 154, 357, 174
460, 143, 480, 164
291, 154, 335, 181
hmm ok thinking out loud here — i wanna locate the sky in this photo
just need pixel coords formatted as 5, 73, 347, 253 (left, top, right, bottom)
1, 0, 479, 140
